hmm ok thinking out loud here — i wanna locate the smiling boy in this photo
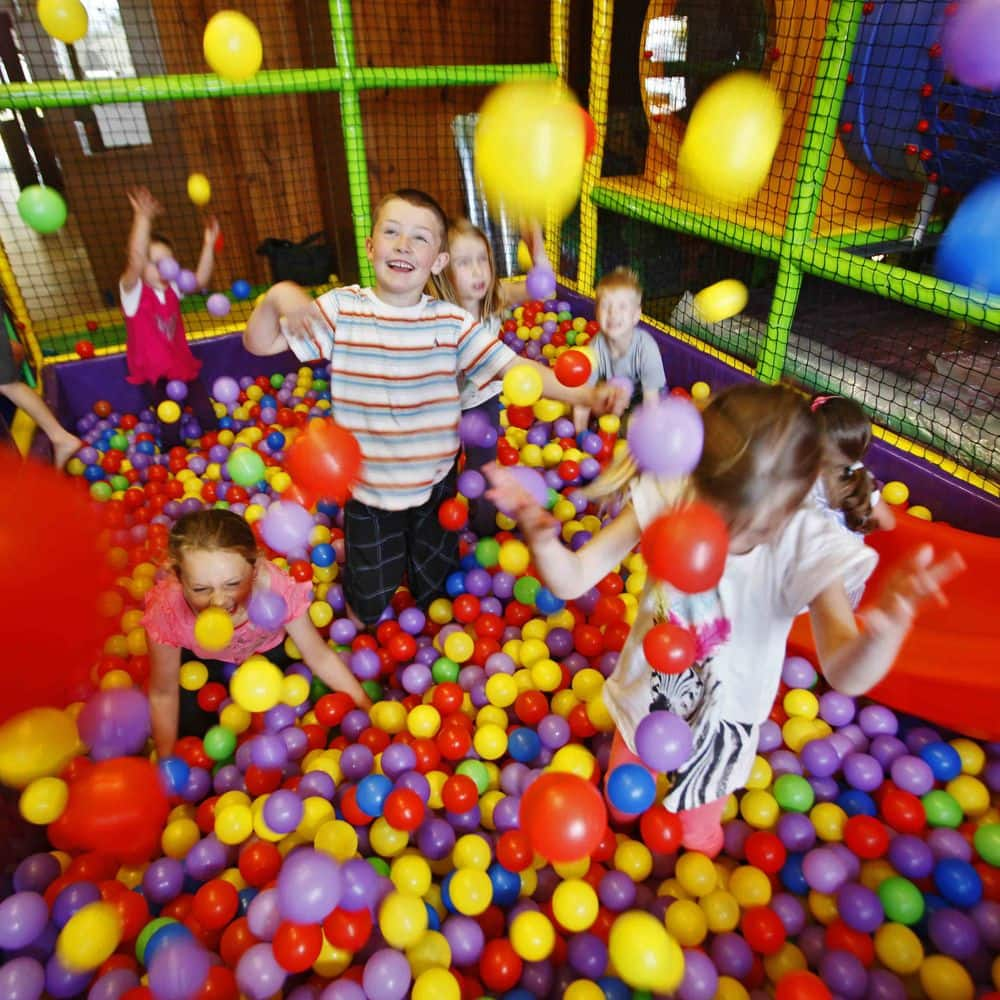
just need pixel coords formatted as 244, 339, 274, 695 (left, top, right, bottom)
244, 189, 626, 626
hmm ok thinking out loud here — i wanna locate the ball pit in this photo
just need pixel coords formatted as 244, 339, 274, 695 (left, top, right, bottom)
1, 295, 997, 1000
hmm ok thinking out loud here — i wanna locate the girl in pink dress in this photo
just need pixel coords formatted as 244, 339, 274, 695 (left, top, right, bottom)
120, 187, 218, 448
144, 509, 370, 756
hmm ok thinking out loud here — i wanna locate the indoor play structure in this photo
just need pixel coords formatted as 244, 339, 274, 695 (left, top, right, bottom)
0, 1, 999, 998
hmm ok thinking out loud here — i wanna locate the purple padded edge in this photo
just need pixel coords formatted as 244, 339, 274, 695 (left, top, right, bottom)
557, 289, 1000, 537
41, 301, 999, 535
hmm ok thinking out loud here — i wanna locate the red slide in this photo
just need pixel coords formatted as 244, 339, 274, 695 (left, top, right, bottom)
789, 513, 1000, 741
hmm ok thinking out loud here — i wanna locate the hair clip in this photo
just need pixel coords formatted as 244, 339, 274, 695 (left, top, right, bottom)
847, 461, 864, 472
810, 394, 836, 412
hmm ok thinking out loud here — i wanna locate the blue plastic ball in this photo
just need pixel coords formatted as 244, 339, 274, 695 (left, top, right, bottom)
445, 571, 467, 598
933, 858, 983, 908
781, 853, 809, 895
918, 742, 962, 782
535, 587, 565, 615
837, 789, 878, 817
507, 727, 541, 763
355, 774, 393, 818
936, 176, 1000, 295
266, 431, 286, 451
487, 862, 521, 907
606, 763, 657, 814
231, 278, 252, 300
310, 543, 335, 567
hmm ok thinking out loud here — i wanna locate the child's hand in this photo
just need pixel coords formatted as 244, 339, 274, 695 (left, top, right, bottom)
484, 463, 559, 545
202, 215, 221, 246
127, 186, 162, 219
588, 381, 630, 418
519, 218, 548, 267
861, 545, 965, 638
279, 298, 326, 356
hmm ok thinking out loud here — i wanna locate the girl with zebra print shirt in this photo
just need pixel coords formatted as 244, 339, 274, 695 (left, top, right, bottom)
486, 383, 963, 857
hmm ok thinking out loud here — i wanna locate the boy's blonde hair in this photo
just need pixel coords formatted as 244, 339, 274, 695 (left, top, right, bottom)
371, 188, 449, 253
430, 219, 505, 319
595, 267, 643, 308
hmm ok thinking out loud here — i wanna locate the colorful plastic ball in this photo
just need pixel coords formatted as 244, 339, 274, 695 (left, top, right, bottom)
923, 790, 963, 829
874, 923, 923, 976
75, 339, 95, 358
554, 348, 593, 387
519, 771, 607, 862
510, 910, 555, 961
226, 448, 265, 486
178, 268, 199, 294
627, 396, 704, 477
231, 279, 252, 301
55, 900, 122, 972
37, 0, 89, 43
18, 776, 66, 826
525, 265, 557, 302
206, 293, 231, 318
642, 622, 697, 674
475, 78, 585, 222
974, 823, 1000, 866
877, 876, 925, 925
775, 970, 833, 1000
607, 763, 657, 815
607, 911, 685, 993
677, 72, 784, 204
285, 418, 362, 504
193, 607, 234, 652
773, 773, 815, 813
934, 858, 983, 907
937, 177, 1000, 295
157, 399, 181, 423
941, 0, 1000, 91
17, 184, 68, 234
213, 376, 241, 404
187, 172, 211, 206
0, 707, 79, 789
635, 710, 693, 772
203, 10, 263, 82
641, 502, 728, 592
919, 955, 975, 1000
693, 279, 749, 324
502, 363, 544, 407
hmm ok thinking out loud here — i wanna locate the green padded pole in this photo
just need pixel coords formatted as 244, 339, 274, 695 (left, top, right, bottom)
329, 0, 374, 287
759, 0, 864, 382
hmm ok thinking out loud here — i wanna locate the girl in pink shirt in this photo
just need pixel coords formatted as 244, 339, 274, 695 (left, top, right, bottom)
120, 186, 218, 448
145, 509, 370, 756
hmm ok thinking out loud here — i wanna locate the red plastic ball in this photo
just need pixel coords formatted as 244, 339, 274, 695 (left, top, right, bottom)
642, 622, 697, 674
844, 815, 890, 859
438, 497, 469, 531
639, 805, 684, 854
744, 831, 787, 873
775, 971, 832, 1000
553, 348, 593, 387
382, 787, 426, 832
284, 418, 362, 503
272, 921, 323, 973
75, 339, 95, 358
741, 906, 787, 955
640, 502, 729, 593
519, 771, 607, 863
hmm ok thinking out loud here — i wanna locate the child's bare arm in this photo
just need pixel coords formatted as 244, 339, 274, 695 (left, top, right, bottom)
122, 187, 161, 292
244, 281, 323, 357
148, 639, 181, 758
194, 216, 220, 289
285, 616, 372, 709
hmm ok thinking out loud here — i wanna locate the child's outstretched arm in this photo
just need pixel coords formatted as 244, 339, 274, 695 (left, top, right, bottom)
244, 281, 324, 357
195, 216, 220, 289
496, 354, 630, 416
121, 186, 161, 293
484, 462, 641, 600
809, 544, 965, 696
148, 639, 182, 758
285, 615, 372, 710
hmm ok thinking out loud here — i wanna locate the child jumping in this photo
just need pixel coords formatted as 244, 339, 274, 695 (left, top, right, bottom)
145, 509, 369, 757
574, 267, 666, 433
120, 186, 219, 448
487, 383, 963, 857
243, 188, 627, 627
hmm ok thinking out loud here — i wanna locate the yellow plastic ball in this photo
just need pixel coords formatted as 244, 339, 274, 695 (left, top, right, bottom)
784, 688, 820, 719
413, 968, 460, 1000
552, 878, 599, 932
193, 607, 234, 653
484, 673, 518, 708
475, 79, 585, 222
162, 817, 201, 859
179, 660, 208, 691
675, 852, 719, 897
874, 922, 924, 975
369, 817, 409, 858
156, 400, 181, 424
0, 707, 79, 789
379, 890, 428, 949
678, 72, 783, 204
230, 654, 283, 712
473, 723, 508, 761
498, 539, 531, 575
882, 481, 910, 506
728, 864, 772, 907
908, 505, 933, 521
56, 901, 122, 971
550, 744, 596, 779
428, 598, 453, 625
810, 802, 847, 842
371, 700, 407, 735
608, 911, 685, 994
946, 775, 990, 816
691, 381, 711, 401
717, 977, 750, 1000
509, 914, 556, 967
701, 889, 741, 933
187, 172, 212, 206
315, 819, 358, 861
614, 839, 653, 882
452, 834, 492, 872
203, 10, 263, 83
951, 738, 985, 775
563, 982, 606, 1000
764, 942, 808, 983
38, 0, 89, 44
407, 704, 442, 739
745, 756, 773, 790
741, 789, 780, 829
502, 364, 544, 408
449, 868, 493, 916
20, 776, 68, 825
693, 279, 748, 324
443, 631, 474, 664
665, 898, 708, 947
919, 955, 974, 1000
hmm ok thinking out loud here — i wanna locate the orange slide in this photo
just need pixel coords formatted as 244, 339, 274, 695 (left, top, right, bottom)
789, 514, 1000, 741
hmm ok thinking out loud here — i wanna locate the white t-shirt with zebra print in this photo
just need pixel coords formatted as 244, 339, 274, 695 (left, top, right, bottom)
602, 473, 877, 810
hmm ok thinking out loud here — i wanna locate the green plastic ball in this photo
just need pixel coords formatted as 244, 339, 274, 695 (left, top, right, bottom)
310, 677, 332, 703
270, 374, 284, 389
226, 448, 265, 487
108, 433, 128, 452
513, 576, 541, 605
361, 680, 382, 702
432, 656, 460, 684
973, 823, 1000, 866
89, 481, 112, 501
109, 475, 130, 492
877, 876, 925, 925
773, 773, 815, 813
368, 857, 391, 877
135, 917, 177, 963
922, 790, 963, 829
456, 759, 490, 794
17, 185, 68, 234
203, 724, 237, 762
475, 537, 501, 568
